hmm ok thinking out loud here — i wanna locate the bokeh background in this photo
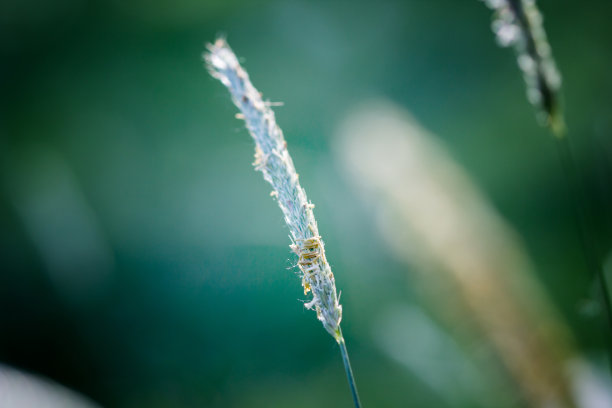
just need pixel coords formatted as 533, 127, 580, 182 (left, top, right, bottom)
1, 0, 612, 407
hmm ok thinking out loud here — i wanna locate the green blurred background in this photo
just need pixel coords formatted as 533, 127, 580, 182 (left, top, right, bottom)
1, 0, 611, 407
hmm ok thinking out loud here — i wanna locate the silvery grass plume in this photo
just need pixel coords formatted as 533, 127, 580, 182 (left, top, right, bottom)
481, 0, 565, 135
336, 100, 584, 408
204, 38, 361, 408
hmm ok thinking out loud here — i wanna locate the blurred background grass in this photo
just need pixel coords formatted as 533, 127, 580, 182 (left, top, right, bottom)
1, 0, 611, 407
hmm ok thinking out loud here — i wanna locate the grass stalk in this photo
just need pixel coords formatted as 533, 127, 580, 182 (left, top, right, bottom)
205, 37, 362, 407
336, 328, 362, 408
555, 135, 612, 355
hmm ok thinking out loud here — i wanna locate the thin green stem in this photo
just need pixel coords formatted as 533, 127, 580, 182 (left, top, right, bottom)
554, 134, 612, 361
336, 328, 362, 408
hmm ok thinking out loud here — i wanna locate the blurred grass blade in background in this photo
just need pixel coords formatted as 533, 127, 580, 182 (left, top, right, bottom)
373, 303, 504, 408
5, 146, 114, 306
0, 363, 101, 408
334, 99, 612, 408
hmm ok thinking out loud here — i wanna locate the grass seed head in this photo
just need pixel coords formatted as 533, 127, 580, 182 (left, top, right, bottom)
205, 38, 343, 340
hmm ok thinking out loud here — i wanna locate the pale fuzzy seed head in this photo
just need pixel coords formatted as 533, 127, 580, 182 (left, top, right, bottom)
204, 38, 343, 340
480, 0, 562, 128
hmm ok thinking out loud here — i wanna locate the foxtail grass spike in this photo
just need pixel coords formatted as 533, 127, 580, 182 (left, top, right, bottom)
204, 37, 343, 339
481, 0, 565, 136
205, 38, 362, 407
